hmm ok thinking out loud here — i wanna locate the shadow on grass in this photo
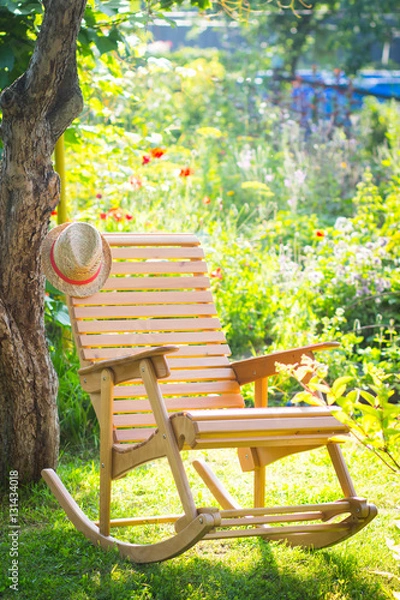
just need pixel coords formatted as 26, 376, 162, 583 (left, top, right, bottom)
0, 512, 389, 600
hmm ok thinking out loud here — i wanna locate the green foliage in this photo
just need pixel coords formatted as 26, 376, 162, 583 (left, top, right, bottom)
43, 47, 400, 445
45, 286, 98, 448
276, 355, 400, 474
0, 0, 42, 88
245, 0, 400, 74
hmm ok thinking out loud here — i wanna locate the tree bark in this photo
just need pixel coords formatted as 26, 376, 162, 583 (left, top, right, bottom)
0, 0, 87, 483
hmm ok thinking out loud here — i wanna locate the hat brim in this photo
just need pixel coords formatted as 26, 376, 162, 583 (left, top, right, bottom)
41, 223, 112, 298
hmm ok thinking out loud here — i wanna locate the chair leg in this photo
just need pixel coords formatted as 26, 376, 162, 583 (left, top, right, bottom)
99, 368, 114, 537
327, 443, 357, 497
254, 466, 266, 507
254, 377, 268, 507
192, 458, 241, 510
140, 359, 198, 522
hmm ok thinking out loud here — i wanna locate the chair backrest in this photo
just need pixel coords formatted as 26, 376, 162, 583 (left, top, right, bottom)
67, 233, 245, 444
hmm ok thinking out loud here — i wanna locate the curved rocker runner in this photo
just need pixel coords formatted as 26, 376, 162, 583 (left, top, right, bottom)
41, 229, 377, 563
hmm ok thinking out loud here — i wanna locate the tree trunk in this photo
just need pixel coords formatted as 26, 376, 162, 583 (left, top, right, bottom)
0, 0, 87, 483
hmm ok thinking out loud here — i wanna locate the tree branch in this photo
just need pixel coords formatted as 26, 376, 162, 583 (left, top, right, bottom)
25, 0, 87, 112
48, 53, 84, 143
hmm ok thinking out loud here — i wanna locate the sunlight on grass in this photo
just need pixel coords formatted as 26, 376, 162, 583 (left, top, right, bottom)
1, 441, 398, 599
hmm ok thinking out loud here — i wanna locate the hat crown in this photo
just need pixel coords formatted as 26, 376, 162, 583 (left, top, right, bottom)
53, 223, 102, 282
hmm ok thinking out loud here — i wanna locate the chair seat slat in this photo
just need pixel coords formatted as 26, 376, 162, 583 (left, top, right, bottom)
193, 416, 348, 437
113, 413, 348, 432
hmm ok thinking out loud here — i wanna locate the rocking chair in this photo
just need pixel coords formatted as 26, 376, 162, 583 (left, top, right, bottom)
42, 233, 377, 563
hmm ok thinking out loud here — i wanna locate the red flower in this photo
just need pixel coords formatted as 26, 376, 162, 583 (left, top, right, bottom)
129, 175, 142, 190
107, 207, 123, 222
100, 212, 107, 220
150, 147, 166, 159
210, 267, 223, 280
51, 210, 57, 216
202, 196, 211, 205
126, 214, 133, 221
142, 154, 151, 165
179, 167, 194, 177
315, 230, 325, 238
96, 193, 103, 199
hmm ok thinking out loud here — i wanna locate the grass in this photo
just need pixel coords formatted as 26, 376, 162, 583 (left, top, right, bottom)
0, 443, 399, 599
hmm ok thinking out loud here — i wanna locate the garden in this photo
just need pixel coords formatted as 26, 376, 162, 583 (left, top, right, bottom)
1, 16, 400, 600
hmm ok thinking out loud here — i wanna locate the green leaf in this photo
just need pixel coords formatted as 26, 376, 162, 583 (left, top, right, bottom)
53, 305, 71, 328
94, 31, 120, 55
308, 382, 331, 394
331, 376, 353, 396
346, 389, 360, 404
384, 428, 400, 439
359, 390, 376, 406
354, 403, 380, 420
291, 391, 324, 406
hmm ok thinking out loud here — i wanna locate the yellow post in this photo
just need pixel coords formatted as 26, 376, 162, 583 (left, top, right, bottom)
54, 134, 68, 224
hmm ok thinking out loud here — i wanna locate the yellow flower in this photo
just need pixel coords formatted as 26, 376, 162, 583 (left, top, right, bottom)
340, 162, 347, 169
227, 190, 235, 196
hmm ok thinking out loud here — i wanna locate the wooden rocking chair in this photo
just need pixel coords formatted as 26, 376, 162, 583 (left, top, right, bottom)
42, 233, 377, 563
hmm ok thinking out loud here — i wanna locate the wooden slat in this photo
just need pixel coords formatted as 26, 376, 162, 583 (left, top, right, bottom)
113, 431, 333, 446
180, 407, 339, 421
81, 344, 232, 361
71, 291, 214, 306
114, 414, 157, 427
114, 429, 155, 443
105, 233, 200, 246
94, 367, 237, 383
204, 522, 348, 540
73, 304, 218, 319
80, 332, 227, 347
195, 416, 346, 436
113, 395, 245, 413
158, 368, 236, 381
76, 318, 222, 334
168, 357, 230, 368
165, 345, 231, 357
111, 261, 208, 275
220, 501, 352, 518
111, 247, 204, 259
102, 276, 210, 291
113, 381, 241, 398
191, 434, 342, 450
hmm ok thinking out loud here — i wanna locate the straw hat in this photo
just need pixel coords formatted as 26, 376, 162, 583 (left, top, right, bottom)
42, 222, 112, 297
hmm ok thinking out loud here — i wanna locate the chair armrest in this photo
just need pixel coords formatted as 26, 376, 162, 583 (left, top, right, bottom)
231, 342, 340, 385
78, 346, 179, 393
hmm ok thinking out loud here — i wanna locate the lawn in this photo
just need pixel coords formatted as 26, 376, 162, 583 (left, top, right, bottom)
1, 443, 399, 599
